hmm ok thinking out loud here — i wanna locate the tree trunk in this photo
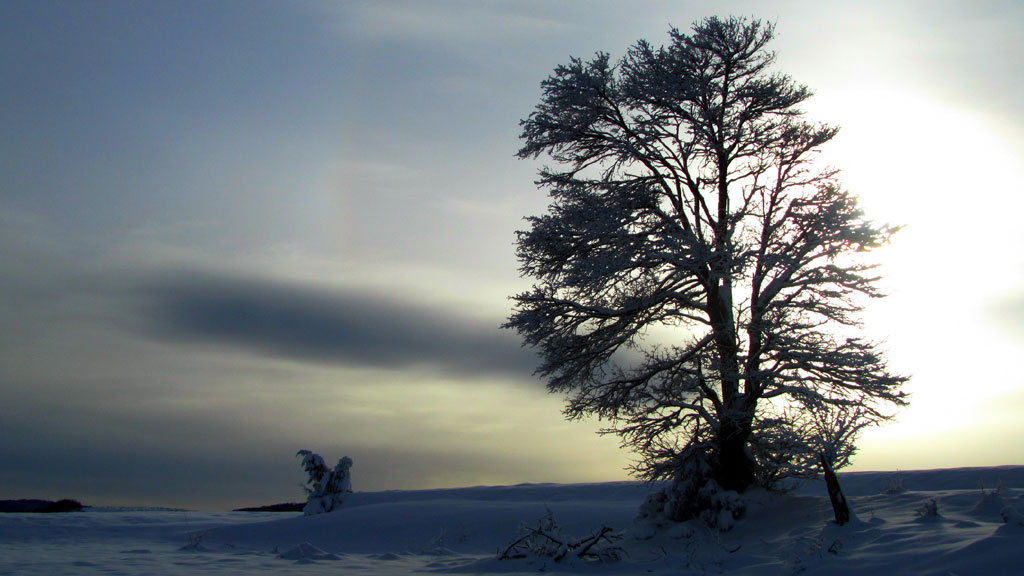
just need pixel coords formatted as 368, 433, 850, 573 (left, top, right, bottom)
820, 453, 850, 525
706, 277, 755, 493
716, 419, 756, 492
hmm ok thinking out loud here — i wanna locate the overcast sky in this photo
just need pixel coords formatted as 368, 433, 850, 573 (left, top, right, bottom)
1, 0, 1022, 509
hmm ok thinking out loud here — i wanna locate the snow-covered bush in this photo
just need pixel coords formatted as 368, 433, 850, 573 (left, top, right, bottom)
420, 528, 456, 556
634, 450, 746, 532
885, 470, 906, 494
296, 450, 352, 515
179, 530, 212, 552
980, 479, 1005, 497
916, 497, 940, 518
500, 509, 622, 563
1001, 506, 1024, 527
703, 484, 746, 531
972, 484, 1007, 518
634, 448, 710, 526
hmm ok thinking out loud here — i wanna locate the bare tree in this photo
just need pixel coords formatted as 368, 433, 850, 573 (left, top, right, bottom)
506, 16, 907, 513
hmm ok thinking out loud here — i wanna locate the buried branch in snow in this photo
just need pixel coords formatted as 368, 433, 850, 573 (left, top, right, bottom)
499, 509, 623, 563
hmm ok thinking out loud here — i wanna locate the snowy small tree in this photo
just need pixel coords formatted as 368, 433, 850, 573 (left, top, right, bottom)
506, 15, 908, 518
751, 401, 875, 486
296, 450, 352, 515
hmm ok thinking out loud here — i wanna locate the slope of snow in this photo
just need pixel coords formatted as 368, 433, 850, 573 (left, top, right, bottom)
1, 467, 1022, 575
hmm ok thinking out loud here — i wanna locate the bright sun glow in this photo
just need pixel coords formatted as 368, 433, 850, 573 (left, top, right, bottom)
808, 87, 1024, 468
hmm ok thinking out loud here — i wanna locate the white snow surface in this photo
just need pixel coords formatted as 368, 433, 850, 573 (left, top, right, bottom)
2, 466, 1023, 575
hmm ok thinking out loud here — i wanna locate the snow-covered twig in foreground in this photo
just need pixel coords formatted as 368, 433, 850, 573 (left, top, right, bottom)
499, 509, 623, 563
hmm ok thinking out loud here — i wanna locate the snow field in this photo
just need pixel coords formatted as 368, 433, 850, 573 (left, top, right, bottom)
1, 467, 1022, 575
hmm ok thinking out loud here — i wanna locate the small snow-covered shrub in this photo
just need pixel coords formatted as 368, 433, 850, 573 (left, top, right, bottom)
980, 479, 1005, 497
884, 470, 906, 494
636, 448, 716, 524
1001, 506, 1024, 527
702, 484, 746, 531
916, 497, 939, 518
635, 461, 746, 532
179, 530, 212, 552
499, 509, 623, 563
420, 528, 456, 556
634, 489, 670, 539
972, 484, 1007, 518
296, 450, 352, 515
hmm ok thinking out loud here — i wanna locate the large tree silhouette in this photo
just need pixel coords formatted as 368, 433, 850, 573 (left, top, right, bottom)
507, 16, 907, 513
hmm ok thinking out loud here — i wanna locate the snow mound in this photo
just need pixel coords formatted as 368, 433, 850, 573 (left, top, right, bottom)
276, 541, 340, 561
972, 491, 1007, 518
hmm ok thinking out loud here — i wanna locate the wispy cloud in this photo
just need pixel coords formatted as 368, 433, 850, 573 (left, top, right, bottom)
316, 0, 568, 47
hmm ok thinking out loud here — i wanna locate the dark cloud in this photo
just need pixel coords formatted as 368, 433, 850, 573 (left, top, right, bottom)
140, 271, 537, 379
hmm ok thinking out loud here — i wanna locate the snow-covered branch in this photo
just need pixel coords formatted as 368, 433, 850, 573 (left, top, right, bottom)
499, 510, 623, 563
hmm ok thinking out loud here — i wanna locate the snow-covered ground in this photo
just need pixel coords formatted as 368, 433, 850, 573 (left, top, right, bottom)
2, 466, 1023, 575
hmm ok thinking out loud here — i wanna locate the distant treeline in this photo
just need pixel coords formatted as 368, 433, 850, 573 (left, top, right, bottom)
0, 499, 84, 513
233, 502, 304, 512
